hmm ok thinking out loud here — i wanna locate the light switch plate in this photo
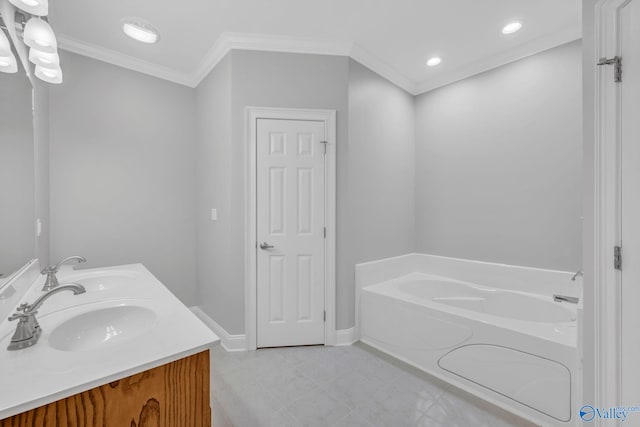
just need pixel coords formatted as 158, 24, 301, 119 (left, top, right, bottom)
211, 209, 218, 221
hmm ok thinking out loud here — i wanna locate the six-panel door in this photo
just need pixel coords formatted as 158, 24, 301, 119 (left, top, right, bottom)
256, 119, 326, 348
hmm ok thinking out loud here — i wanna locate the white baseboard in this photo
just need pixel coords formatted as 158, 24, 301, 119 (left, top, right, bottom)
191, 306, 356, 350
335, 327, 357, 346
190, 306, 247, 352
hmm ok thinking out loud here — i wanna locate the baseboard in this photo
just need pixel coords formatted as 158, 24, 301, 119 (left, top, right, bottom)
190, 306, 247, 352
335, 327, 357, 346
191, 306, 355, 350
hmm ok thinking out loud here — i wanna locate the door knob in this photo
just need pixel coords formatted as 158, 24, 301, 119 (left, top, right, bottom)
259, 242, 274, 250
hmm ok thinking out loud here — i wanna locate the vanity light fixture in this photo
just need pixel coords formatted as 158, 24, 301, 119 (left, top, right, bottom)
426, 57, 442, 67
0, 28, 12, 56
2, 3, 63, 83
122, 18, 159, 44
0, 53, 18, 73
23, 18, 57, 53
502, 22, 523, 35
34, 64, 61, 83
8, 0, 47, 17
0, 29, 17, 73
28, 47, 58, 68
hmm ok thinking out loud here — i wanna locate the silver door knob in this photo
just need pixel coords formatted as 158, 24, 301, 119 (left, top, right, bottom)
259, 242, 274, 250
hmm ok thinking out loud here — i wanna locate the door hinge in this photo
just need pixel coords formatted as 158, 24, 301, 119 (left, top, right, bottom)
614, 245, 622, 270
321, 140, 328, 155
323, 227, 327, 238
598, 56, 622, 83
323, 310, 326, 322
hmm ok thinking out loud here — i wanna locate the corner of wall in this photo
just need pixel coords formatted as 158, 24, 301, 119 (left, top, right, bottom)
193, 50, 240, 334
33, 80, 50, 267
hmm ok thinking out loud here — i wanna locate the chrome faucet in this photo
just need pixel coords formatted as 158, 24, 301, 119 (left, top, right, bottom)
7, 284, 86, 351
571, 270, 583, 281
41, 256, 87, 291
553, 294, 579, 304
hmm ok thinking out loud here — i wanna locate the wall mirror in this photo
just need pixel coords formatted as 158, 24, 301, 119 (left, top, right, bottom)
0, 60, 35, 290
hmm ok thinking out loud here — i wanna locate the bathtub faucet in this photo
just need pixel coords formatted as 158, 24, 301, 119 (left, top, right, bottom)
570, 270, 583, 281
553, 294, 579, 304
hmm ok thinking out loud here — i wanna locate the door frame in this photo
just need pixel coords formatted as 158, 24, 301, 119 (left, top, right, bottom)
244, 106, 337, 351
587, 0, 629, 423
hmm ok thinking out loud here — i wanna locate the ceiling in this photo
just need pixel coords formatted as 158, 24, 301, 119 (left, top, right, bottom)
49, 0, 581, 94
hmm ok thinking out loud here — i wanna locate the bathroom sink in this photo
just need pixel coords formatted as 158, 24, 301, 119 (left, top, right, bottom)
73, 276, 135, 292
0, 264, 219, 421
63, 271, 139, 292
48, 305, 157, 352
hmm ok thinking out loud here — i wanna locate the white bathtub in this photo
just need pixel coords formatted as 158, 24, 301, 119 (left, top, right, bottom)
356, 255, 579, 427
393, 276, 576, 324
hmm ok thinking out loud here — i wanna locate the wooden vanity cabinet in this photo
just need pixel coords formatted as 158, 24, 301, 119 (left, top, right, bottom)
0, 350, 211, 427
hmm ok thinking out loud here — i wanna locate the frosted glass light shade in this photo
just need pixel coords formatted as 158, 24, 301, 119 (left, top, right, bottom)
0, 54, 18, 73
0, 29, 12, 56
35, 64, 62, 83
23, 18, 57, 53
8, 0, 48, 17
29, 47, 59, 68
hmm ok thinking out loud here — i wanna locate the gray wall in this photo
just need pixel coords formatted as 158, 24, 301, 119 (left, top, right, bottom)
344, 59, 415, 328
49, 51, 198, 305
42, 42, 583, 333
195, 54, 234, 329
231, 51, 350, 332
0, 72, 34, 276
196, 50, 350, 334
195, 51, 417, 333
414, 40, 583, 271
34, 81, 50, 266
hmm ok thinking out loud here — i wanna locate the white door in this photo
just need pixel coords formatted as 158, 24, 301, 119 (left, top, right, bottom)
256, 118, 326, 348
621, 0, 640, 406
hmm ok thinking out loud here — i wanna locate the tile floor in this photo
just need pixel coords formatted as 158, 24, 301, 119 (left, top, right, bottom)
210, 343, 536, 427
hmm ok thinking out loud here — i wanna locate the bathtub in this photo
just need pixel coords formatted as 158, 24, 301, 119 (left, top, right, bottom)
356, 254, 579, 427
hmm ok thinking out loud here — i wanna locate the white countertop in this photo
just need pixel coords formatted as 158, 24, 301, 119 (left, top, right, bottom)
0, 263, 219, 420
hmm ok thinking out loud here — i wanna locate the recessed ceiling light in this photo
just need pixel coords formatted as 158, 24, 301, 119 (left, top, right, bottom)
426, 57, 442, 67
122, 18, 159, 44
502, 22, 523, 35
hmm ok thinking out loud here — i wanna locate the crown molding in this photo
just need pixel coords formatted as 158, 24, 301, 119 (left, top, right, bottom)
349, 43, 418, 94
414, 25, 582, 95
187, 32, 234, 87
56, 28, 582, 96
189, 33, 417, 94
189, 32, 354, 87
57, 35, 194, 86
